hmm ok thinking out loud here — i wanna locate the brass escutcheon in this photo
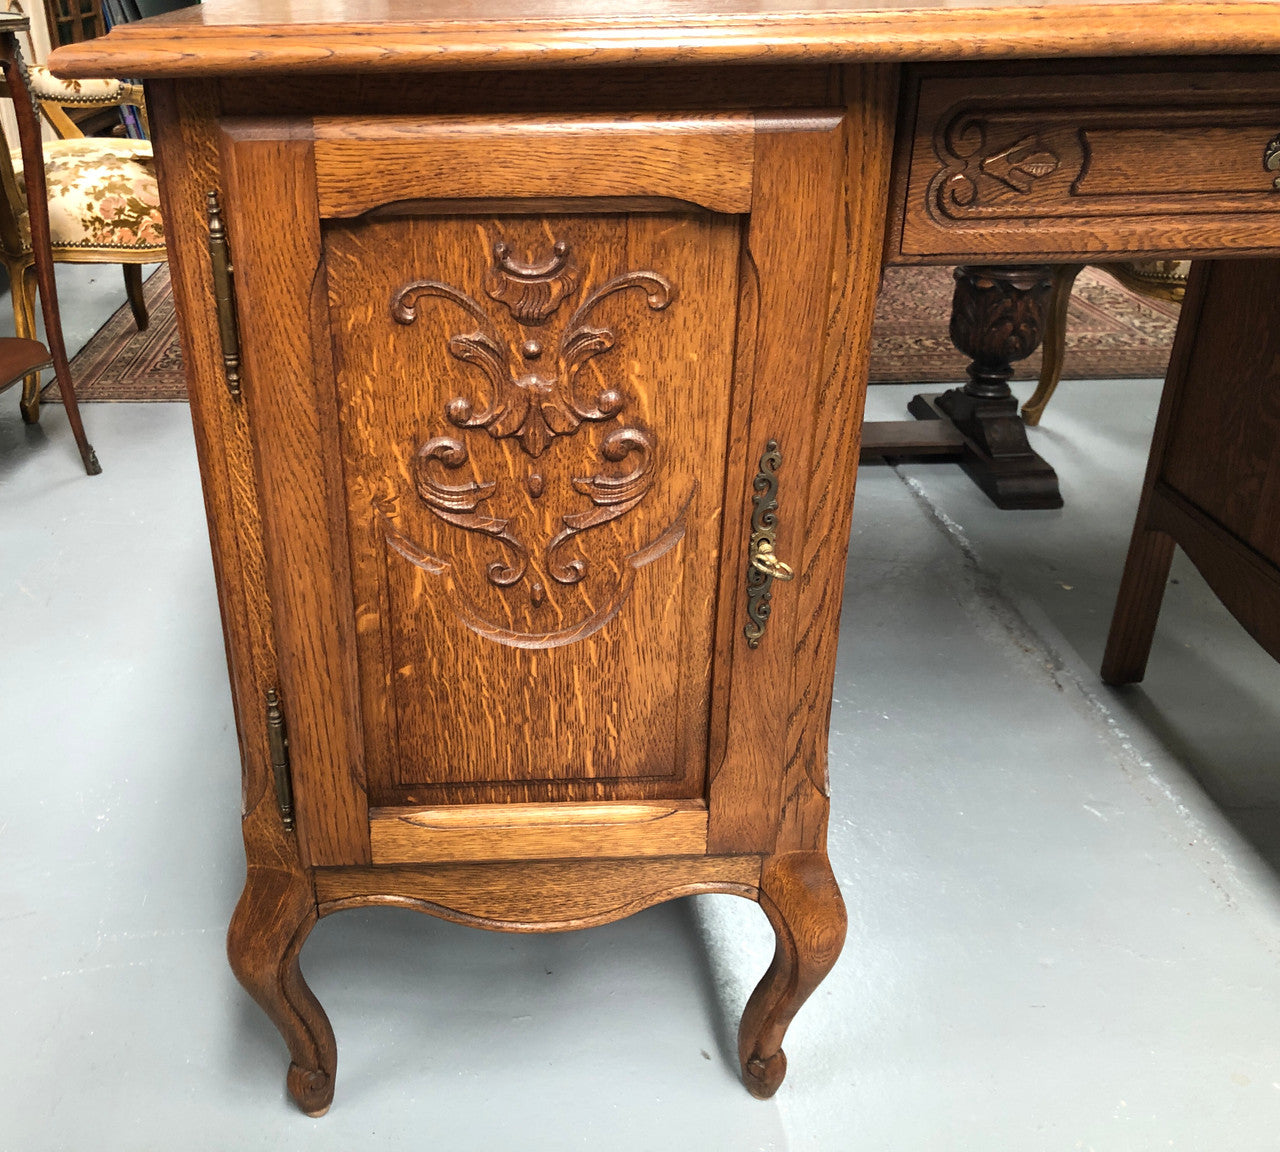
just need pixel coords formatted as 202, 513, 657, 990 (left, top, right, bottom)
744, 440, 795, 648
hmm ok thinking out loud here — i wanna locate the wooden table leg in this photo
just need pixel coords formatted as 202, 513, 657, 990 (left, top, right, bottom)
1102, 259, 1280, 685
904, 264, 1062, 509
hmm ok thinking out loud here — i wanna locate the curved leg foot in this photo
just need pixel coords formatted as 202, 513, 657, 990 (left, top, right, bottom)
738, 851, 846, 1099
123, 263, 150, 331
227, 865, 336, 1116
1021, 263, 1082, 427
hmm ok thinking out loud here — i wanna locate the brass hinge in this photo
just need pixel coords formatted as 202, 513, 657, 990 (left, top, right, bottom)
265, 688, 295, 832
206, 190, 242, 399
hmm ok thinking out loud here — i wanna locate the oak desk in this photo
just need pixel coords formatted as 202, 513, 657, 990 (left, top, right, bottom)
52, 0, 1280, 1116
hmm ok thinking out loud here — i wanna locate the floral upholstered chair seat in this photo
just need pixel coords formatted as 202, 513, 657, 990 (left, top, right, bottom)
0, 58, 164, 427
9, 136, 163, 256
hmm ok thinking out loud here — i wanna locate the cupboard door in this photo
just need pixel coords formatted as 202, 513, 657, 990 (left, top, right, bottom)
329, 210, 739, 807
219, 112, 843, 864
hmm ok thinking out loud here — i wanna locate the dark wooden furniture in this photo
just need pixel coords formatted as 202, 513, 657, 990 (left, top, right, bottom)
0, 11, 98, 474
52, 0, 1280, 1116
1103, 258, 1280, 684
870, 62, 1280, 506
42, 0, 105, 49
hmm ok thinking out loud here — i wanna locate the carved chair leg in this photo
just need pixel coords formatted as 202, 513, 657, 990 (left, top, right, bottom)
13, 262, 41, 423
123, 263, 149, 331
227, 865, 336, 1117
1021, 263, 1083, 426
738, 851, 847, 1099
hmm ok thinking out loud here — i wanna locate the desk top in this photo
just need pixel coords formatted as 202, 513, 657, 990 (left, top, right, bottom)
48, 0, 1280, 79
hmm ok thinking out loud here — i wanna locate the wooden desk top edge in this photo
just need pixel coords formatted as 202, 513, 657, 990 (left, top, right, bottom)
49, 0, 1280, 79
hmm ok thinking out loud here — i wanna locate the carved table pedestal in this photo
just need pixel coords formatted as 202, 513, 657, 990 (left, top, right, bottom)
906, 264, 1062, 509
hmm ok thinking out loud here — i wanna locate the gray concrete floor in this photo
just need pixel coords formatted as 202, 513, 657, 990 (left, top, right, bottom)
2, 267, 1279, 1150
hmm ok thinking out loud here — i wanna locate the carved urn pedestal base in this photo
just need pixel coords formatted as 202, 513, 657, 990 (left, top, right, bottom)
863, 264, 1064, 510
909, 265, 1062, 510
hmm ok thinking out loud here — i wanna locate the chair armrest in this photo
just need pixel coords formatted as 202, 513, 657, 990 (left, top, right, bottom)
27, 65, 143, 109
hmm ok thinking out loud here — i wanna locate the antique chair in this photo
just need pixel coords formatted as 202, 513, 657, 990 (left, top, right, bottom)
0, 12, 97, 471
1020, 259, 1188, 426
2, 61, 163, 424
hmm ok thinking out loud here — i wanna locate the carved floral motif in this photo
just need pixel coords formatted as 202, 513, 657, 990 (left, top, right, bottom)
979, 134, 1059, 193
388, 239, 678, 645
932, 114, 1062, 216
482, 240, 580, 323
393, 255, 671, 459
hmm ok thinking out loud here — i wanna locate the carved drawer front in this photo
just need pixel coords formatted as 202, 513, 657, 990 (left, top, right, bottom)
218, 111, 844, 864
890, 65, 1280, 262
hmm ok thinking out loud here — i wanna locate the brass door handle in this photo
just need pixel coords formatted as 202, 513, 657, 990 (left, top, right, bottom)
1266, 133, 1280, 189
749, 538, 794, 581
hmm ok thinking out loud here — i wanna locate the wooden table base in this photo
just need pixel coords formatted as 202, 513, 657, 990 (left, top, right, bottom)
862, 265, 1063, 511
1102, 259, 1280, 684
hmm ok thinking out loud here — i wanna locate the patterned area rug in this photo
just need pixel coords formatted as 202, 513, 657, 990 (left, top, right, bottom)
42, 264, 184, 403
867, 264, 1179, 383
42, 262, 1179, 403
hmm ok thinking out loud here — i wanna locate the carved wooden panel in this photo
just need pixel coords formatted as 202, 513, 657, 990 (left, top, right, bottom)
326, 211, 741, 805
890, 64, 1280, 262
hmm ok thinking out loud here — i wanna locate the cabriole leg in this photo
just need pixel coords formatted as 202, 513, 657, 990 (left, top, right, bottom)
123, 262, 150, 331
227, 865, 336, 1116
738, 851, 847, 1099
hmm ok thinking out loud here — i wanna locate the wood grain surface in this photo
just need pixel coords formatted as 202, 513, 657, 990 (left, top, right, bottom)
769, 65, 898, 855
148, 80, 339, 1114
328, 205, 736, 807
311, 113, 756, 216
49, 1, 1280, 80
705, 110, 846, 853
369, 799, 709, 862
890, 63, 1280, 262
220, 123, 372, 866
315, 854, 762, 930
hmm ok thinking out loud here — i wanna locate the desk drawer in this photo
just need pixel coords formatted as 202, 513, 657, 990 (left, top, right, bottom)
889, 64, 1280, 263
